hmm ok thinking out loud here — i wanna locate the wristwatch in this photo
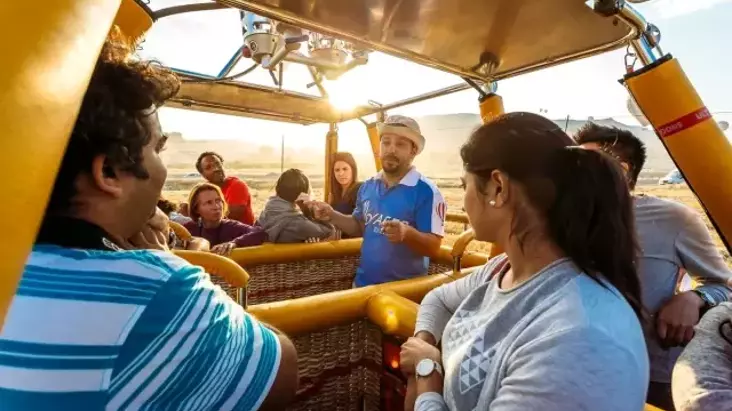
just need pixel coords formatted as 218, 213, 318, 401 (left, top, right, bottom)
415, 359, 443, 378
692, 289, 716, 310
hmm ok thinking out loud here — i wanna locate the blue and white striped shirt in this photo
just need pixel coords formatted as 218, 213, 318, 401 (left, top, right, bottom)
0, 245, 280, 410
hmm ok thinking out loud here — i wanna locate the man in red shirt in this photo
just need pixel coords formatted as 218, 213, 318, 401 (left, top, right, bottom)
194, 152, 255, 225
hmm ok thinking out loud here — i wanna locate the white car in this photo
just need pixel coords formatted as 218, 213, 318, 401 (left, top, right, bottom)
659, 169, 684, 185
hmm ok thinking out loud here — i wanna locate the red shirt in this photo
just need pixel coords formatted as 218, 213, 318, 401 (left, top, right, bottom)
221, 176, 255, 225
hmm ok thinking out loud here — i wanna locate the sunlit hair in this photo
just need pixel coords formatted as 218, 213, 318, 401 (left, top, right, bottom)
574, 122, 647, 190
188, 182, 228, 222
46, 26, 180, 215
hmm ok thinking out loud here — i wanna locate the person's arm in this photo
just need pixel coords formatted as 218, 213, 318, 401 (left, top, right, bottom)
403, 258, 507, 411
408, 183, 446, 258
400, 337, 448, 411
114, 253, 298, 410
331, 211, 364, 237
657, 207, 732, 346
490, 327, 648, 411
406, 256, 507, 380
676, 209, 732, 304
415, 255, 507, 343
231, 223, 268, 247
672, 304, 732, 411
186, 237, 210, 251
172, 231, 210, 251
414, 392, 449, 411
403, 227, 442, 258
332, 184, 366, 237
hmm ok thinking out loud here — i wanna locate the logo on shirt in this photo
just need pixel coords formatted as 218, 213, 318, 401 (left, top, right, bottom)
459, 335, 494, 394
362, 200, 410, 234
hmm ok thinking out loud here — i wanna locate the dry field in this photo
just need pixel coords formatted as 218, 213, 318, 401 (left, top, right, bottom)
164, 183, 729, 263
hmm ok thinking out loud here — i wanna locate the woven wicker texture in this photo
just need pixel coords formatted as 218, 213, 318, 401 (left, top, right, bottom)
243, 256, 358, 305
287, 320, 383, 411
203, 257, 454, 409
240, 257, 452, 305
427, 262, 453, 275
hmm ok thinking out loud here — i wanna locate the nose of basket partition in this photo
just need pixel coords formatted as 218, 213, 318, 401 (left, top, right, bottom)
173, 250, 249, 306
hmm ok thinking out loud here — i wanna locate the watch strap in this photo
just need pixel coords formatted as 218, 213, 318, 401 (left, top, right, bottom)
693, 289, 714, 308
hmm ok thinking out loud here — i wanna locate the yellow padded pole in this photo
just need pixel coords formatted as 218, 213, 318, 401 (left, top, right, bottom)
366, 291, 419, 338
624, 57, 732, 250
366, 122, 382, 171
479, 93, 506, 258
0, 0, 123, 330
113, 0, 153, 42
480, 93, 505, 123
324, 124, 339, 202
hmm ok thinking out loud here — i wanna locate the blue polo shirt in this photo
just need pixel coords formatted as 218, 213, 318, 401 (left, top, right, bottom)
352, 167, 446, 286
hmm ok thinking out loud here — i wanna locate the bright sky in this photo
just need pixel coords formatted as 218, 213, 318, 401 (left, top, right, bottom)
139, 0, 732, 153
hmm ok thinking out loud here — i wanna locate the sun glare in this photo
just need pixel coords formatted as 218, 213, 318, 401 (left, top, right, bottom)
325, 73, 369, 111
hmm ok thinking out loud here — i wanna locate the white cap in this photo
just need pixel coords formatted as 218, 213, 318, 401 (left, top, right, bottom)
376, 115, 425, 154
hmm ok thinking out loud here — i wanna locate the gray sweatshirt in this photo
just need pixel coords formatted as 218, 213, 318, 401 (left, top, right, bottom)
414, 255, 649, 411
256, 196, 333, 243
672, 303, 732, 411
634, 195, 732, 383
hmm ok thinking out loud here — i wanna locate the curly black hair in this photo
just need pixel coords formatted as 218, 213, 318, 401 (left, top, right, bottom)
574, 122, 647, 190
46, 27, 180, 215
157, 198, 179, 216
195, 151, 224, 174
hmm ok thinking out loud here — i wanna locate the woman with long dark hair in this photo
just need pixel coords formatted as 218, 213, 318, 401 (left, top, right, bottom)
400, 112, 649, 410
328, 152, 362, 215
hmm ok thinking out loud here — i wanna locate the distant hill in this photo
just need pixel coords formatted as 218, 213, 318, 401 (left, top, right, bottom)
161, 132, 321, 173
411, 113, 673, 180
163, 114, 674, 184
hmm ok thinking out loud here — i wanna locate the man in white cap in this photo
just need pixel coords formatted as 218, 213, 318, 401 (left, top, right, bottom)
308, 115, 446, 286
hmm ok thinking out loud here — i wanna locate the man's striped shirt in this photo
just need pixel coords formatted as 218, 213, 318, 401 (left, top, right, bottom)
0, 245, 280, 410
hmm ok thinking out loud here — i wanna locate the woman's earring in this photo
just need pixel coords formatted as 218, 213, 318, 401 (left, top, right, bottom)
489, 200, 496, 207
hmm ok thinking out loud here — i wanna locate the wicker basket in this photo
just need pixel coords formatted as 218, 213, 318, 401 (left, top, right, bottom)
287, 320, 383, 411
242, 257, 452, 305
427, 262, 453, 275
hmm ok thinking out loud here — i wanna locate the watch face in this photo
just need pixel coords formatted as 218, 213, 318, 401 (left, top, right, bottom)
416, 359, 435, 377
